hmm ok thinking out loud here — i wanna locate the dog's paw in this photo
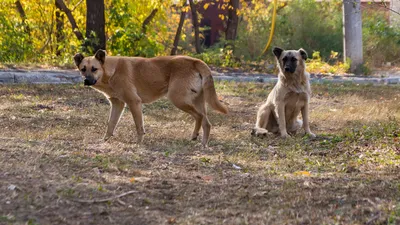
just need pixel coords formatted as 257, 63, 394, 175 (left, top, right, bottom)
280, 132, 289, 139
251, 128, 256, 136
136, 134, 144, 144
251, 128, 263, 136
191, 133, 199, 141
251, 128, 270, 138
103, 134, 113, 142
306, 132, 316, 138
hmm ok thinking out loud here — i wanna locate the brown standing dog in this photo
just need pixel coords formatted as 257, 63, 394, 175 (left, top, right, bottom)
252, 47, 315, 138
73, 50, 228, 146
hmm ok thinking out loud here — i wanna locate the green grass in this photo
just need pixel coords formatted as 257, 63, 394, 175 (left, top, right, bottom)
0, 82, 399, 224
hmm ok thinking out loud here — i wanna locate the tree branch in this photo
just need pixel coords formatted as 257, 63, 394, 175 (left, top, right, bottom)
14, 0, 31, 35
142, 9, 158, 34
71, 0, 84, 12
55, 0, 84, 41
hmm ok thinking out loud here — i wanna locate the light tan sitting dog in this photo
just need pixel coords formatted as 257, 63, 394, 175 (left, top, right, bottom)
73, 50, 228, 146
252, 47, 315, 138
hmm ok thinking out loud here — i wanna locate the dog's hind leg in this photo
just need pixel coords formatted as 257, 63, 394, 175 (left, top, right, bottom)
168, 77, 211, 146
104, 98, 125, 141
287, 119, 302, 135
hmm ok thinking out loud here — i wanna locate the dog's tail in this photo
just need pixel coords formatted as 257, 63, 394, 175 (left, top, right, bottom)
194, 60, 228, 114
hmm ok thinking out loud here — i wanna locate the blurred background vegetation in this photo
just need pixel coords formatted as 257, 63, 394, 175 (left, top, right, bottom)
0, 0, 398, 74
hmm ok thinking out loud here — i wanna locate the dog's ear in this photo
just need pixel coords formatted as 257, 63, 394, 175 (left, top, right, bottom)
73, 53, 84, 67
299, 48, 308, 60
94, 49, 106, 64
272, 47, 284, 59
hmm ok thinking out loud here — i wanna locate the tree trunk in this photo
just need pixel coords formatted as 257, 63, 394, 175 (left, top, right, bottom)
225, 0, 239, 50
171, 1, 187, 55
55, 0, 65, 56
85, 0, 106, 52
55, 0, 84, 41
390, 0, 400, 26
343, 0, 363, 74
188, 0, 202, 54
15, 0, 31, 35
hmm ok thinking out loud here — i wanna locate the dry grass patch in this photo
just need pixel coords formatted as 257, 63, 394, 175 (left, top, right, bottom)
0, 82, 399, 225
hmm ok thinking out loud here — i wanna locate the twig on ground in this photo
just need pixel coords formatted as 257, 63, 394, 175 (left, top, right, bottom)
72, 190, 137, 203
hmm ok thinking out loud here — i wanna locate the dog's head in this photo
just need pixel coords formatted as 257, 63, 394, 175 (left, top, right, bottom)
73, 50, 106, 86
272, 47, 307, 74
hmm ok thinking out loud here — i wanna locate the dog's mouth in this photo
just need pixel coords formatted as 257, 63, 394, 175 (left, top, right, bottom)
84, 78, 97, 86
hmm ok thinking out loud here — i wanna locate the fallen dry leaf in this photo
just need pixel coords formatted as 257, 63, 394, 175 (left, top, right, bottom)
293, 171, 311, 176
130, 177, 151, 183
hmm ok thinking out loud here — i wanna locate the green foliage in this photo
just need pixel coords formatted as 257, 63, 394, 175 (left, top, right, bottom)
307, 51, 350, 74
234, 1, 274, 60
273, 0, 343, 61
0, 4, 33, 62
362, 10, 400, 67
107, 0, 166, 57
193, 44, 241, 68
0, 0, 86, 65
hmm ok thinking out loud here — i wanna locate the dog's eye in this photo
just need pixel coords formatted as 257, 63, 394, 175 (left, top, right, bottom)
282, 57, 288, 61
291, 58, 297, 62
91, 67, 98, 72
80, 67, 86, 72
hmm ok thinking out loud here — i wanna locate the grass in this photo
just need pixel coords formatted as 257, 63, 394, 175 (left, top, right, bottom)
0, 82, 399, 224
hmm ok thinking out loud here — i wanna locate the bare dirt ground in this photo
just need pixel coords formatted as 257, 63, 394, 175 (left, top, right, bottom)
0, 82, 399, 225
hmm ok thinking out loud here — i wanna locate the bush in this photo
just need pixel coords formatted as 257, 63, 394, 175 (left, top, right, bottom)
362, 10, 400, 67
0, 12, 34, 62
307, 51, 350, 74
273, 0, 343, 61
234, 1, 274, 61
107, 0, 165, 57
230, 0, 344, 71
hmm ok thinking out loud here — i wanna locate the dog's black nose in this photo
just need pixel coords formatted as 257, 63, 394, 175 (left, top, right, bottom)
84, 78, 97, 86
284, 67, 291, 72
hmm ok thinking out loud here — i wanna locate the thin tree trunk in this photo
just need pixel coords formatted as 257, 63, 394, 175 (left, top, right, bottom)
171, 1, 187, 55
55, 0, 65, 56
225, 0, 239, 51
15, 0, 31, 35
188, 0, 202, 54
55, 0, 84, 41
142, 9, 158, 34
85, 0, 106, 52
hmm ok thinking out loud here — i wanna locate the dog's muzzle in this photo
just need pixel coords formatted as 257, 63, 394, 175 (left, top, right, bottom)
84, 77, 97, 86
284, 66, 296, 73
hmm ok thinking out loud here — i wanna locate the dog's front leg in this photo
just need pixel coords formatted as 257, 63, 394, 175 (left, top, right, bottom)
104, 98, 125, 141
276, 102, 289, 138
252, 104, 271, 136
125, 95, 146, 143
301, 103, 316, 138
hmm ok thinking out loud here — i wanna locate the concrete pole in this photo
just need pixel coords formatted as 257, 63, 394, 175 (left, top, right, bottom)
343, 0, 363, 74
390, 0, 400, 26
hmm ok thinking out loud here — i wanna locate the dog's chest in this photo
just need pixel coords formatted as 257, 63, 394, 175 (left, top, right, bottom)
284, 91, 307, 107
